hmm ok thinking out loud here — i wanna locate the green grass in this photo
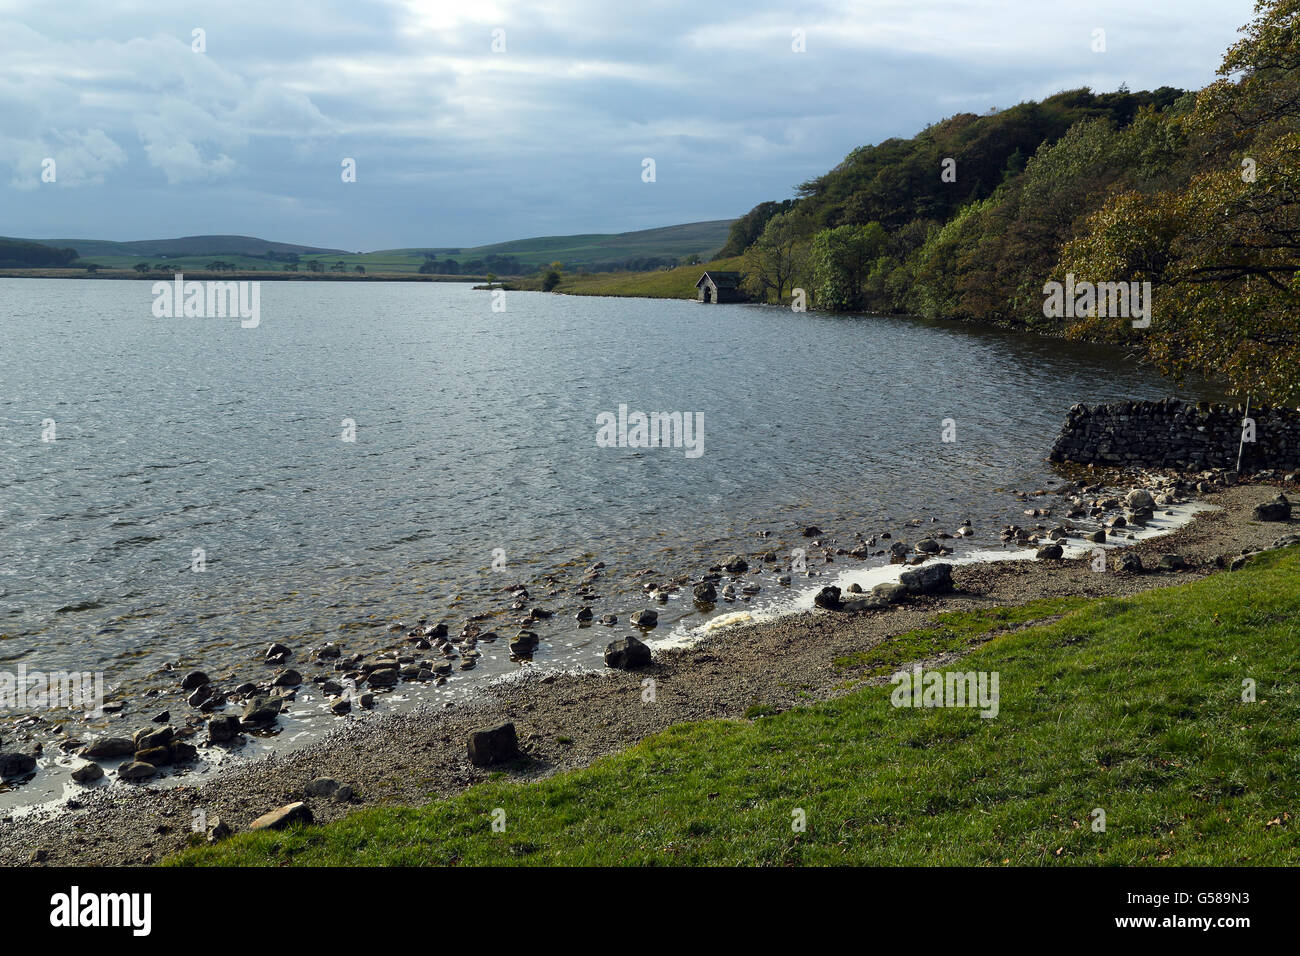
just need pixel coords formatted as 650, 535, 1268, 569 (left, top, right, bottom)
832, 596, 1092, 678
512, 256, 747, 299
384, 219, 734, 271
169, 547, 1300, 866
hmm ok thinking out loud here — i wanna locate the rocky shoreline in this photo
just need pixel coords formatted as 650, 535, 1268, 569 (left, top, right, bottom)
0, 475, 1295, 866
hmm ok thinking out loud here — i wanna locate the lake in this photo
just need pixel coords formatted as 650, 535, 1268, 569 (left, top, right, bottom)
0, 278, 1207, 801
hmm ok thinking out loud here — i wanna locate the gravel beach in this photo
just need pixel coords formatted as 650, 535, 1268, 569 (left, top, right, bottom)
1, 480, 1294, 866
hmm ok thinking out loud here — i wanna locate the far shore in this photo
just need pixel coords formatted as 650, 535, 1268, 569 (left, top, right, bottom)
0, 269, 493, 282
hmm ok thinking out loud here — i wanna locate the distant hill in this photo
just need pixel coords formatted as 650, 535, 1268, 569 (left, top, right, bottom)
0, 237, 79, 268
18, 220, 734, 275
37, 235, 350, 258
382, 219, 736, 271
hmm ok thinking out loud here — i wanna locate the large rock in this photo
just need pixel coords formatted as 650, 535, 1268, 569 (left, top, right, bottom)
722, 554, 749, 573
813, 585, 842, 610
604, 635, 652, 670
1125, 488, 1156, 511
249, 801, 314, 831
134, 746, 171, 766
1113, 552, 1143, 574
1253, 494, 1292, 522
134, 726, 174, 751
898, 562, 954, 595
81, 737, 136, 760
467, 723, 520, 767
305, 777, 340, 798
207, 715, 241, 743
871, 581, 908, 604
1035, 543, 1064, 560
241, 696, 282, 726
692, 582, 717, 602
70, 760, 103, 784
509, 631, 539, 655
170, 741, 198, 763
630, 609, 658, 627
0, 753, 36, 779
118, 761, 157, 782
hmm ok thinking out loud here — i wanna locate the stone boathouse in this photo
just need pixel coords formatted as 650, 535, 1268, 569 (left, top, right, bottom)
695, 271, 744, 303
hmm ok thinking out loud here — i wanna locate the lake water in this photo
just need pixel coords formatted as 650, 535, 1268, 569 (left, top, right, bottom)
0, 278, 1207, 803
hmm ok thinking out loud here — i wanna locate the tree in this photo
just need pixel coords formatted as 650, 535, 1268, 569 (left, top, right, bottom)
354, 265, 366, 274
133, 262, 150, 273
809, 223, 889, 310
742, 211, 806, 302
306, 260, 324, 273
1062, 0, 1300, 404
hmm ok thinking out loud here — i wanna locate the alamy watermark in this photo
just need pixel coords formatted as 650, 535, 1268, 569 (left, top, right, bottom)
1, 665, 105, 717
152, 273, 260, 328
890, 666, 999, 718
1043, 273, 1151, 328
595, 404, 703, 458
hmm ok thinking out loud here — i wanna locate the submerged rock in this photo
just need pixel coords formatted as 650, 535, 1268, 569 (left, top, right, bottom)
0, 752, 36, 780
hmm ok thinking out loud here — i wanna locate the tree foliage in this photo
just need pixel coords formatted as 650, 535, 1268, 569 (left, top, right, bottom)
1063, 0, 1300, 403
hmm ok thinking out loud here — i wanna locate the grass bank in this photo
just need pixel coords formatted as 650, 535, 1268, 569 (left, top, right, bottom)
509, 256, 746, 299
170, 546, 1300, 866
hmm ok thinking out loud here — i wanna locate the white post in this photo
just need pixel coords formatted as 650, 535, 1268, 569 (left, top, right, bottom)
1236, 394, 1251, 473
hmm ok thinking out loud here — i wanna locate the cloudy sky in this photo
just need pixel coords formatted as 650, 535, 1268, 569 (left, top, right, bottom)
0, 0, 1255, 250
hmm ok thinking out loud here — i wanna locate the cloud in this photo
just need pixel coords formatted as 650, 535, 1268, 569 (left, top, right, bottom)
0, 0, 1260, 246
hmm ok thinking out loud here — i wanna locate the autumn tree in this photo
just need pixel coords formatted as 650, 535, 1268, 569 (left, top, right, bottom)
1063, 0, 1300, 404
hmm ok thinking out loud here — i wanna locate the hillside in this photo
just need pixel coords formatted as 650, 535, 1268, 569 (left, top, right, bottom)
715, 2, 1300, 404
38, 235, 349, 258
382, 219, 735, 273
19, 220, 734, 276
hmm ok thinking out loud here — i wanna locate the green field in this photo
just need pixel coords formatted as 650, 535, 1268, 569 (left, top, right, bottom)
170, 545, 1300, 866
512, 256, 746, 298
381, 219, 733, 271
